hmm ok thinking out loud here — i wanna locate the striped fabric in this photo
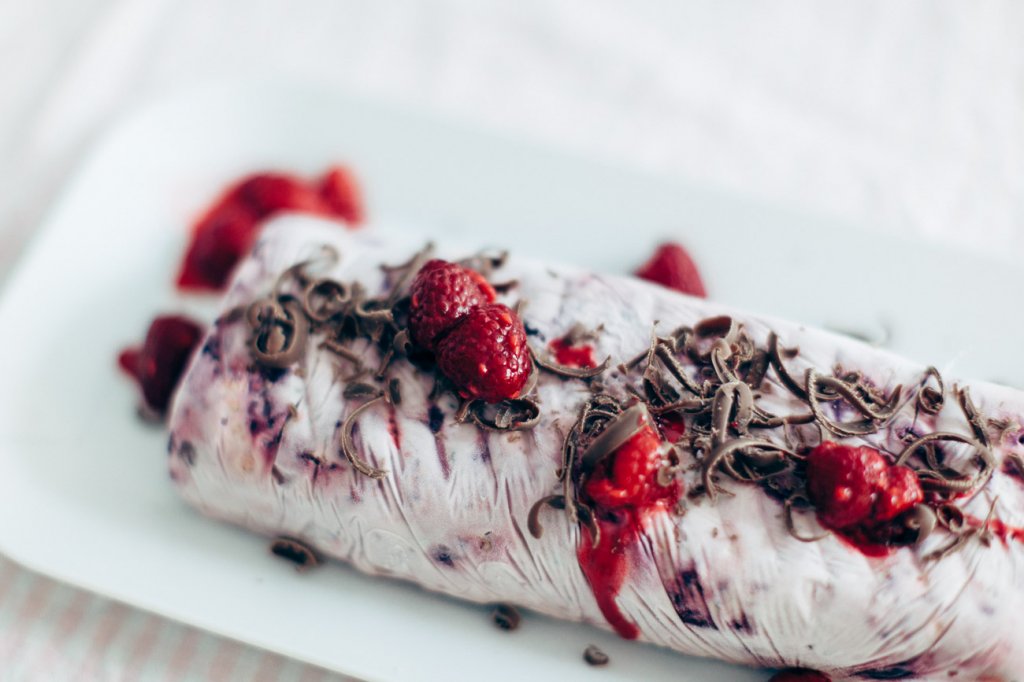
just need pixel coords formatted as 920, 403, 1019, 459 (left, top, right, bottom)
0, 557, 352, 681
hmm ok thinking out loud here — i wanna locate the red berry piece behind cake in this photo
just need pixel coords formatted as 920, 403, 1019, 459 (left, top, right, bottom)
318, 166, 364, 224
177, 167, 363, 292
118, 315, 204, 416
408, 259, 497, 351
436, 303, 531, 403
635, 242, 707, 298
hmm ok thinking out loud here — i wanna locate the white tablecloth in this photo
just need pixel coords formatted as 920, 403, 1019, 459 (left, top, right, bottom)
2, 1, 1022, 679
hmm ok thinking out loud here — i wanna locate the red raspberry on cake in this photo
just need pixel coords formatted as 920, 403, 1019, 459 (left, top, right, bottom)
408, 259, 497, 351
585, 420, 675, 509
806, 441, 922, 530
436, 303, 531, 403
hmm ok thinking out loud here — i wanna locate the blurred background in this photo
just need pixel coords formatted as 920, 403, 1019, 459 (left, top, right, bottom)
1, 1, 1022, 679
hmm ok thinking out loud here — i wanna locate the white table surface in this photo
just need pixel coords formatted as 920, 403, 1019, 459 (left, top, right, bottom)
1, 1, 1023, 679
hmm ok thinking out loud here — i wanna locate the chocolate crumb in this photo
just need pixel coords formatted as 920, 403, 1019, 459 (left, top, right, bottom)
583, 645, 609, 666
491, 604, 521, 631
428, 405, 445, 433
177, 441, 196, 466
387, 378, 402, 406
270, 537, 320, 572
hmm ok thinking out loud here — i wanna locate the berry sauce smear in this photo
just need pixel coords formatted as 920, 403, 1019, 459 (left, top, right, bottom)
576, 405, 680, 639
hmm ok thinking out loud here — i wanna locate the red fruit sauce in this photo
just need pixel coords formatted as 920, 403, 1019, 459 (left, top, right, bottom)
577, 411, 680, 639
635, 242, 707, 298
768, 669, 831, 682
177, 167, 363, 292
548, 336, 596, 369
974, 516, 1024, 546
805, 441, 922, 556
655, 412, 687, 443
118, 315, 204, 415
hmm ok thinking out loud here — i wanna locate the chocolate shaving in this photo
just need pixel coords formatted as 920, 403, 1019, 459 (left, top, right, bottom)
249, 298, 309, 369
470, 398, 541, 431
956, 385, 989, 446
654, 341, 704, 396
271, 245, 339, 297
530, 347, 610, 379
903, 504, 937, 545
383, 242, 435, 306
302, 278, 351, 322
577, 504, 601, 548
527, 495, 565, 539
804, 369, 883, 438
458, 249, 508, 278
270, 536, 320, 572
339, 396, 389, 479
579, 403, 651, 474
386, 378, 402, 406
711, 381, 754, 445
767, 333, 835, 402
583, 645, 609, 666
704, 438, 796, 500
343, 382, 381, 400
491, 604, 521, 631
491, 280, 519, 294
784, 493, 830, 543
917, 367, 945, 415
321, 339, 363, 367
744, 349, 770, 390
895, 431, 994, 496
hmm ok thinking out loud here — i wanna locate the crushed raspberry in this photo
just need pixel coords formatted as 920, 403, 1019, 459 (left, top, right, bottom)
806, 441, 923, 552
177, 167, 363, 292
874, 465, 923, 522
578, 409, 680, 640
118, 315, 204, 415
769, 670, 831, 682
436, 303, 530, 403
548, 336, 596, 368
408, 259, 497, 351
585, 424, 675, 510
635, 242, 707, 298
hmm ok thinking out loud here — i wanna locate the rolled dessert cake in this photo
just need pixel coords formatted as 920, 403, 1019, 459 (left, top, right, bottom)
167, 216, 1024, 680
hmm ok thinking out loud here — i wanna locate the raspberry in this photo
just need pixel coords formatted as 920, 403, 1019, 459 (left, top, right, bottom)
874, 464, 923, 523
235, 174, 326, 216
177, 203, 258, 290
408, 260, 497, 351
768, 670, 831, 682
548, 336, 596, 368
584, 422, 673, 509
318, 166, 364, 224
178, 169, 364, 292
806, 441, 922, 530
118, 315, 204, 414
436, 303, 530, 402
635, 242, 707, 298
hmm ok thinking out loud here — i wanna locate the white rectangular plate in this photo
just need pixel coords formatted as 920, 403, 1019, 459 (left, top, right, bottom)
0, 82, 1020, 682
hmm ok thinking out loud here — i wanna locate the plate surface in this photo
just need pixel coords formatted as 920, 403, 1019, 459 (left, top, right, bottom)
0, 82, 1020, 682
